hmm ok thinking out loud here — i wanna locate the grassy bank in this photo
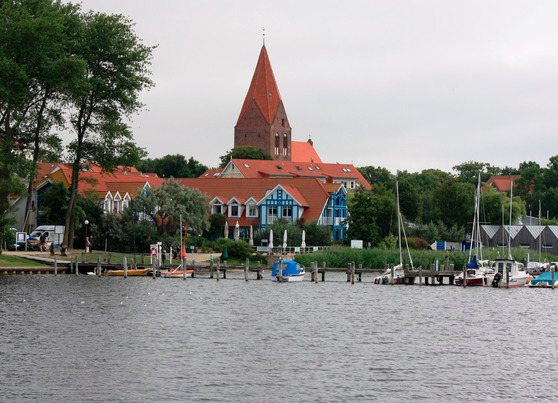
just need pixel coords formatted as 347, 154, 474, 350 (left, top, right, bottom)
294, 247, 558, 269
0, 255, 47, 267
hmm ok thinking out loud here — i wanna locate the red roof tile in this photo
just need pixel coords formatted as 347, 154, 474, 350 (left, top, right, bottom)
486, 175, 521, 192
291, 141, 322, 163
236, 46, 282, 125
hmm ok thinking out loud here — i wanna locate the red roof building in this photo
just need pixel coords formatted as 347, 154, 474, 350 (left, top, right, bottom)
486, 175, 521, 192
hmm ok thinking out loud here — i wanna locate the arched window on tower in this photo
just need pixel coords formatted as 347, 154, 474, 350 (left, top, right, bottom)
283, 134, 288, 156
275, 133, 280, 156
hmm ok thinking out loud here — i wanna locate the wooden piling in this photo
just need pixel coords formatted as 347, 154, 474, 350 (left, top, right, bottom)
191, 260, 196, 278
69, 256, 73, 274
97, 257, 101, 277
75, 257, 79, 276
419, 266, 423, 286
358, 264, 363, 282
216, 260, 220, 281
257, 261, 262, 280
506, 264, 510, 288
278, 260, 283, 282
553, 266, 555, 290
347, 263, 351, 282
322, 262, 326, 282
391, 264, 395, 285
209, 260, 214, 279
54, 256, 57, 276
152, 257, 156, 279
123, 256, 127, 279
245, 258, 249, 281
351, 262, 355, 285
183, 258, 187, 280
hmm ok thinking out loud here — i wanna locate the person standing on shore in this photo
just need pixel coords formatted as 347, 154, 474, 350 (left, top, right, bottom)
89, 235, 94, 253
85, 236, 91, 253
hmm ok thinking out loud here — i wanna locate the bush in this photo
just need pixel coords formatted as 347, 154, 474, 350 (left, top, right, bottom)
215, 238, 254, 260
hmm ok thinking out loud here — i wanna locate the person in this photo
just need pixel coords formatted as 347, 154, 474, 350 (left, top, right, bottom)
49, 241, 55, 256
39, 232, 47, 252
89, 235, 94, 253
162, 250, 167, 265
85, 236, 91, 253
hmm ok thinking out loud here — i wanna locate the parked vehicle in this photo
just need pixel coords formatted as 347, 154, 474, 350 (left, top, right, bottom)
26, 225, 65, 251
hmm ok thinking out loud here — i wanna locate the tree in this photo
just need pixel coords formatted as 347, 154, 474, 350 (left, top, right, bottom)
346, 185, 396, 246
357, 166, 394, 189
136, 154, 208, 178
218, 146, 272, 168
433, 179, 475, 228
131, 178, 209, 236
452, 161, 500, 185
38, 182, 69, 224
62, 10, 154, 248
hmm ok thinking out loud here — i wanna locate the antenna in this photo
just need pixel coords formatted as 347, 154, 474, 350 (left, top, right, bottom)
262, 28, 265, 46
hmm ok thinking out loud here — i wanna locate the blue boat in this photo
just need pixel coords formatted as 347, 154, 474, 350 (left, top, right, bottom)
271, 260, 305, 282
528, 271, 558, 288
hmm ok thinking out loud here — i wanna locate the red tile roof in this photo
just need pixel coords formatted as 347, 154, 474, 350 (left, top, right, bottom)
291, 140, 322, 163
177, 178, 340, 223
486, 175, 521, 192
237, 46, 282, 125
222, 159, 371, 189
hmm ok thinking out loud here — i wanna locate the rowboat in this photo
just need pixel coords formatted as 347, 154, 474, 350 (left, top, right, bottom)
106, 268, 149, 276
160, 268, 194, 278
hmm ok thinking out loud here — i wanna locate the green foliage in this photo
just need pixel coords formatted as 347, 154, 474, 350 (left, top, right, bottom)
39, 182, 69, 224
347, 185, 395, 246
452, 161, 501, 185
136, 154, 208, 178
131, 178, 209, 236
218, 146, 273, 168
433, 179, 475, 228
214, 238, 254, 260
358, 166, 394, 189
206, 213, 226, 238
408, 220, 466, 243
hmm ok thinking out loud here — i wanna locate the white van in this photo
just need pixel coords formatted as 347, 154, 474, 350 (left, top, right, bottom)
26, 225, 65, 250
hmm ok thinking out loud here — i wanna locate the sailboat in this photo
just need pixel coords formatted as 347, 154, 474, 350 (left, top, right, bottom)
376, 181, 415, 285
455, 174, 494, 286
485, 179, 532, 287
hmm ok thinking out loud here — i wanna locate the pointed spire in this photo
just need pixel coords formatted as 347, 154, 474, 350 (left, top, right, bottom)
237, 46, 282, 125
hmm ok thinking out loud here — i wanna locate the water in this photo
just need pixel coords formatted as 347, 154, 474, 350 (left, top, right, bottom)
2, 273, 558, 402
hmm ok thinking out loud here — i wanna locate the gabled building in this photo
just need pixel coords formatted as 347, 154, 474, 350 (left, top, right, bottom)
486, 175, 521, 192
201, 158, 370, 192
178, 178, 348, 240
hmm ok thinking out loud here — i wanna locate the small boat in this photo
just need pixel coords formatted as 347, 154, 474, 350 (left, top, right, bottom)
160, 268, 194, 278
106, 268, 149, 276
485, 258, 532, 288
271, 260, 305, 282
455, 257, 494, 286
376, 181, 415, 285
528, 270, 558, 288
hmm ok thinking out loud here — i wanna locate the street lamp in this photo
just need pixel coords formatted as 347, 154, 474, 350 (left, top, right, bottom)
84, 219, 89, 244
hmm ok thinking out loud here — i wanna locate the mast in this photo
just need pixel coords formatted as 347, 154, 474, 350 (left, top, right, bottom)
508, 179, 513, 259
396, 181, 402, 265
539, 200, 542, 263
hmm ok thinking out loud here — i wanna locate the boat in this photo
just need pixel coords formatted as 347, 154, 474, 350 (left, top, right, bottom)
455, 175, 495, 286
271, 260, 305, 282
528, 270, 558, 288
486, 258, 532, 287
160, 268, 194, 278
106, 268, 149, 276
375, 181, 415, 285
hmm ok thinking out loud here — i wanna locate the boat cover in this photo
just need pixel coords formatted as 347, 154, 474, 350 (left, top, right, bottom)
272, 260, 302, 277
466, 256, 478, 269
530, 271, 557, 286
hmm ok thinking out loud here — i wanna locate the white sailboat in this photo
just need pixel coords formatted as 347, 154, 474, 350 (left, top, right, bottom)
485, 180, 532, 287
376, 181, 415, 285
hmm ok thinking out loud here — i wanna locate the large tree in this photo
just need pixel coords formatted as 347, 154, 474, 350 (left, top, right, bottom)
131, 178, 209, 236
218, 146, 272, 168
136, 154, 208, 178
62, 10, 154, 248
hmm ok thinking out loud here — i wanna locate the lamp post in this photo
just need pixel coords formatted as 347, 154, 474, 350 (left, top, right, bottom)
84, 219, 89, 247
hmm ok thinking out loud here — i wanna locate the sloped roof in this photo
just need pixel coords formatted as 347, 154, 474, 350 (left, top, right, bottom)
546, 226, 558, 239
291, 141, 322, 163
220, 159, 371, 188
177, 177, 332, 222
523, 226, 545, 239
504, 225, 523, 239
237, 46, 282, 125
481, 225, 501, 239
486, 175, 521, 192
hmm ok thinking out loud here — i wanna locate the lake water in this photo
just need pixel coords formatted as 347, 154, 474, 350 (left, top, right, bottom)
2, 272, 558, 402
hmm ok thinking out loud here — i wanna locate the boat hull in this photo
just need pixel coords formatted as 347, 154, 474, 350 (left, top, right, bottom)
272, 272, 305, 282
455, 277, 485, 286
106, 269, 149, 276
160, 270, 193, 278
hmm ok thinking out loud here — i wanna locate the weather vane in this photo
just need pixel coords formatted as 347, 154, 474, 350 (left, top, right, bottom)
263, 28, 265, 46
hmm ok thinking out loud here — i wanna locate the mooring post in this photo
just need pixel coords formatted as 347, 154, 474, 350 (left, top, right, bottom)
257, 261, 262, 280
152, 256, 156, 279
358, 263, 363, 282
419, 266, 423, 286
210, 259, 214, 279
351, 262, 355, 284
506, 264, 510, 288
314, 262, 318, 284
54, 255, 57, 276
183, 258, 187, 280
322, 261, 326, 282
123, 256, 127, 279
278, 259, 283, 282
553, 266, 556, 290
216, 260, 220, 281
391, 264, 395, 285
75, 257, 79, 276
69, 256, 73, 274
245, 258, 249, 281
97, 256, 101, 277
191, 260, 196, 278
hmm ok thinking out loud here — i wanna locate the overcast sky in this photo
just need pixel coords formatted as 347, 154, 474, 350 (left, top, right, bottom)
74, 0, 558, 175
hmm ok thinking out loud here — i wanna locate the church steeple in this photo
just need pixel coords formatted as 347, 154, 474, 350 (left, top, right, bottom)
236, 46, 282, 125
234, 45, 292, 161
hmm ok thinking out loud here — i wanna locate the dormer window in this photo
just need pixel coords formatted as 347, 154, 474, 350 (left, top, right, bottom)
244, 163, 250, 168
308, 166, 314, 171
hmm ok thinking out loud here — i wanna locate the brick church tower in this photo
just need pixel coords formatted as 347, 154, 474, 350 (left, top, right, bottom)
234, 46, 292, 161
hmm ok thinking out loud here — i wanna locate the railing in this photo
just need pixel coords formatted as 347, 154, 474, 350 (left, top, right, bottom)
255, 246, 330, 255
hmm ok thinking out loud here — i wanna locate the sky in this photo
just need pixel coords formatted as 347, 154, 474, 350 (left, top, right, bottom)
74, 0, 558, 174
